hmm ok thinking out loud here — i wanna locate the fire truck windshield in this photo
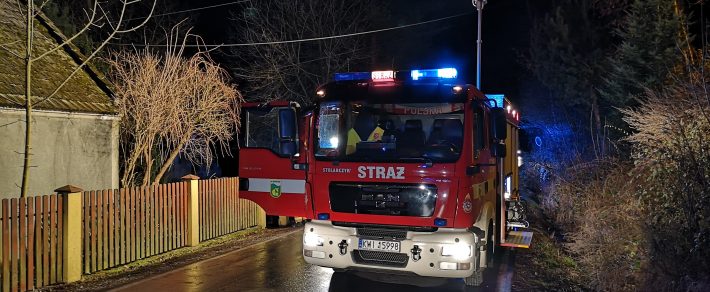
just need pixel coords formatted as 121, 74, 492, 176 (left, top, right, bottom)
316, 101, 465, 163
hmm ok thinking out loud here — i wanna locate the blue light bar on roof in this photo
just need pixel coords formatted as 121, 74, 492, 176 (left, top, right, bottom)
411, 68, 458, 80
486, 94, 505, 108
334, 72, 370, 81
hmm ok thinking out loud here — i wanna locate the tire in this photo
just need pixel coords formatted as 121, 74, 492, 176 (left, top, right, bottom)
486, 220, 495, 265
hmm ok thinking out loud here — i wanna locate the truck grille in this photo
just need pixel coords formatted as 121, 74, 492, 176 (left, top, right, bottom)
357, 227, 407, 241
352, 250, 409, 268
330, 182, 437, 217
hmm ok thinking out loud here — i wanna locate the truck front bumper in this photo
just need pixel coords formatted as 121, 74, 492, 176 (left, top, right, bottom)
302, 220, 480, 278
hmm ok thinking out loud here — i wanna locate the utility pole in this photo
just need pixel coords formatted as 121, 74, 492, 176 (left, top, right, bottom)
473, 0, 487, 90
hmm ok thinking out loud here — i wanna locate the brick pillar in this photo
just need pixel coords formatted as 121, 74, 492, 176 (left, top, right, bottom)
182, 175, 200, 246
55, 185, 83, 283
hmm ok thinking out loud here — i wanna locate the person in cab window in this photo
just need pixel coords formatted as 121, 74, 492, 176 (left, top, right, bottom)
346, 109, 384, 155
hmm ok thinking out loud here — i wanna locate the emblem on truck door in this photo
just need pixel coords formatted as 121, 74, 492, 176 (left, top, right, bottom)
463, 194, 473, 213
270, 181, 282, 198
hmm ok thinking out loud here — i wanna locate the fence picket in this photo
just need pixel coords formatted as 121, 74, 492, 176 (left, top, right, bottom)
156, 185, 167, 253
49, 195, 57, 284
168, 184, 174, 251
33, 197, 42, 288
11, 198, 18, 292
26, 199, 34, 291
211, 180, 216, 239
180, 183, 184, 246
162, 184, 168, 252
89, 192, 97, 273
18, 198, 27, 291
42, 196, 50, 285
2, 200, 9, 292
234, 180, 239, 230
119, 189, 126, 265
141, 186, 146, 259
108, 190, 114, 268
199, 182, 204, 241
129, 187, 134, 260
102, 190, 108, 270
95, 193, 102, 273
150, 186, 156, 257
221, 179, 226, 236
82, 193, 89, 274
57, 196, 63, 282
174, 183, 179, 248
181, 183, 186, 246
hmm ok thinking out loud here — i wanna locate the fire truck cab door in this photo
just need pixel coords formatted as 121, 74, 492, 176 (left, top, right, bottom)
239, 102, 312, 218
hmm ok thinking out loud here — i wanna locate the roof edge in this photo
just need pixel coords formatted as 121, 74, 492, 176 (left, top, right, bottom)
33, 8, 116, 100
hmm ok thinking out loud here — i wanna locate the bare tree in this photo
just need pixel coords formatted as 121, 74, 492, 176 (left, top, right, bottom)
8, 0, 157, 197
229, 0, 377, 105
110, 28, 243, 186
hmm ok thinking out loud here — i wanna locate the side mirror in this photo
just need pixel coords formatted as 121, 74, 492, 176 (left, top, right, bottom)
492, 143, 507, 158
278, 107, 298, 156
490, 108, 507, 140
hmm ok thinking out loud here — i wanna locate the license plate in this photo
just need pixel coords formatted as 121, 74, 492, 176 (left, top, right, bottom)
358, 239, 401, 253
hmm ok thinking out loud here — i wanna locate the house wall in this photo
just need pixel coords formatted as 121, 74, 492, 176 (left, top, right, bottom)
0, 108, 119, 198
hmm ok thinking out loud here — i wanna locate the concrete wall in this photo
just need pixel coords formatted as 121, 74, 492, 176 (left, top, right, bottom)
0, 108, 119, 198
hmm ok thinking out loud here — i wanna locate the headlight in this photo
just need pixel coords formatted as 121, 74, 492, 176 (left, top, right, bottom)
441, 243, 471, 260
304, 232, 324, 247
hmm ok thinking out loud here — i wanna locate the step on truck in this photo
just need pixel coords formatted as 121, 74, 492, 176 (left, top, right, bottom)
238, 68, 532, 286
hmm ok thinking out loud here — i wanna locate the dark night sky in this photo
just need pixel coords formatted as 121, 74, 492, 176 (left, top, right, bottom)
183, 0, 536, 102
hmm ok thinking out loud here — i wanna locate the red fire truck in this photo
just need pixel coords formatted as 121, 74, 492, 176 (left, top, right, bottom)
238, 68, 531, 286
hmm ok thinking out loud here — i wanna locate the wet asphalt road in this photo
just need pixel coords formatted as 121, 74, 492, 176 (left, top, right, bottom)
112, 229, 515, 292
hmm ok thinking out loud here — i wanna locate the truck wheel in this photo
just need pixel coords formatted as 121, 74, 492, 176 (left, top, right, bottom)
486, 220, 495, 265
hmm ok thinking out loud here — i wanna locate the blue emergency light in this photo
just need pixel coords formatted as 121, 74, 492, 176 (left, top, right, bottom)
411, 68, 458, 80
334, 72, 370, 81
486, 94, 504, 108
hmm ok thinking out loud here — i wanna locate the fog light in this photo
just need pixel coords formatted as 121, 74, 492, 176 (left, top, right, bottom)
304, 249, 326, 259
440, 262, 457, 270
304, 232, 324, 247
441, 243, 471, 260
439, 262, 471, 270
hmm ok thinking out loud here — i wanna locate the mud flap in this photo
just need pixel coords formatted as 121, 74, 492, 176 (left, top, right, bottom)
500, 231, 533, 248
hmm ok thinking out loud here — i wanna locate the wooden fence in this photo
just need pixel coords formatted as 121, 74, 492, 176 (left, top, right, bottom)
0, 194, 64, 292
0, 177, 262, 292
82, 182, 190, 274
199, 178, 258, 241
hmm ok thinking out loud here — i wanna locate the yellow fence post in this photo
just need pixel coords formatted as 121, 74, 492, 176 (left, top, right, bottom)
56, 185, 83, 283
257, 206, 267, 229
182, 175, 200, 246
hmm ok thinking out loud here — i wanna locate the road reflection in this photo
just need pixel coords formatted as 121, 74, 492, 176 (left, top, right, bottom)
112, 228, 512, 292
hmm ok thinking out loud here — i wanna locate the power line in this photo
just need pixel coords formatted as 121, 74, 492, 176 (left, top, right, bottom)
123, 0, 249, 22
113, 11, 474, 48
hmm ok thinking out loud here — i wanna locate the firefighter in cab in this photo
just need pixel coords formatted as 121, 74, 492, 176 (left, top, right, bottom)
346, 109, 384, 155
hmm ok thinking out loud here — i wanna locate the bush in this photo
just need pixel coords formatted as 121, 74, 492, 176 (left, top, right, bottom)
538, 159, 646, 291
623, 74, 710, 291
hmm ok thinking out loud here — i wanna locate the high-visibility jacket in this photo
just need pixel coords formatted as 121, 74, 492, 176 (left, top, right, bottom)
346, 127, 384, 155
